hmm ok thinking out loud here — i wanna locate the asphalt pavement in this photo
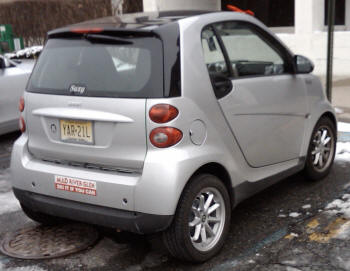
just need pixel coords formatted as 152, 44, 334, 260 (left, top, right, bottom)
0, 129, 350, 270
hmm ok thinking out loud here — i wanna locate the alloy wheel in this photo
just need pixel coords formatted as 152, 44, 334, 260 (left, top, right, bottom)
189, 187, 226, 252
311, 125, 335, 172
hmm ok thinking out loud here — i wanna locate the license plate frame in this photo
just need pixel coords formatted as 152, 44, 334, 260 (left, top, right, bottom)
59, 119, 94, 145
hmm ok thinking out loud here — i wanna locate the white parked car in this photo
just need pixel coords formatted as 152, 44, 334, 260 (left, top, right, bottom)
0, 55, 35, 135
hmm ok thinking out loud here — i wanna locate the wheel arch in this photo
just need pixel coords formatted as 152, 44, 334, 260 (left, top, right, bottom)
321, 111, 337, 130
188, 162, 235, 209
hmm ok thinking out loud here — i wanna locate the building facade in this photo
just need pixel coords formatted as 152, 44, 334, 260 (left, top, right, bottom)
143, 0, 350, 78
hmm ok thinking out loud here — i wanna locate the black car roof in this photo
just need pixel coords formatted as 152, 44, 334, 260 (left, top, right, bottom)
48, 10, 215, 37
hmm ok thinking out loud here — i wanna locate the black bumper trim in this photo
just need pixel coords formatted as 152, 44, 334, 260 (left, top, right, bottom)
13, 188, 173, 234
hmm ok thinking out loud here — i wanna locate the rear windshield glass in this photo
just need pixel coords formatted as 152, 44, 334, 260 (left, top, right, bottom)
27, 37, 163, 98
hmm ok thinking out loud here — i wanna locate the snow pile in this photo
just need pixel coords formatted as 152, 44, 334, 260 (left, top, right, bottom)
5, 46, 43, 59
336, 142, 350, 162
338, 122, 350, 133
325, 194, 350, 218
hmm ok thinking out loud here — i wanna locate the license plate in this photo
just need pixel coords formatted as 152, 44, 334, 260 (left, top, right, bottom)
60, 119, 93, 144
55, 175, 97, 196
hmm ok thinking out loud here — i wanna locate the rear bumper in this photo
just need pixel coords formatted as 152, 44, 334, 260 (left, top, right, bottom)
14, 188, 172, 234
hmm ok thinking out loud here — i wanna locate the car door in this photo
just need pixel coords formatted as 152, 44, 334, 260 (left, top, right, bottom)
202, 21, 309, 168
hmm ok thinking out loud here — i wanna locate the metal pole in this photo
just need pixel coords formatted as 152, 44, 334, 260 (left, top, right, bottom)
326, 0, 335, 102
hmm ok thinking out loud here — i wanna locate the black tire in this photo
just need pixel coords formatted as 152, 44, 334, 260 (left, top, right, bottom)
304, 117, 337, 181
163, 174, 231, 263
21, 204, 66, 226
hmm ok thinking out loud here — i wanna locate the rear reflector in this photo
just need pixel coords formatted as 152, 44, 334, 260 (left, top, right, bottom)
150, 127, 182, 148
19, 116, 26, 133
70, 28, 104, 34
19, 96, 24, 112
149, 104, 179, 124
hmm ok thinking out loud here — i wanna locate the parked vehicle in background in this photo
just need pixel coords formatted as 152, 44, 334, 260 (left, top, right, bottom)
0, 55, 34, 135
11, 11, 337, 262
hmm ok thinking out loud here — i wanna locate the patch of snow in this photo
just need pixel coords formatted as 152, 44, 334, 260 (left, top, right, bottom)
289, 212, 301, 218
325, 196, 350, 219
334, 221, 350, 240
335, 108, 344, 114
343, 194, 350, 200
338, 122, 350, 133
278, 214, 287, 218
5, 46, 43, 59
290, 233, 299, 238
336, 142, 350, 162
302, 204, 311, 209
248, 259, 255, 264
282, 260, 297, 266
0, 192, 20, 216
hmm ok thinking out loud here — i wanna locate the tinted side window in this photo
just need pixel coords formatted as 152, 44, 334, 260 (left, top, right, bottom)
201, 26, 228, 77
215, 22, 286, 78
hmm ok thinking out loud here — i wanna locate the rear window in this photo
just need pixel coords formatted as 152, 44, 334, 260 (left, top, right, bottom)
27, 37, 164, 98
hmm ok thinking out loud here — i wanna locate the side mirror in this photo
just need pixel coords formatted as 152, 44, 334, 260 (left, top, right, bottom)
295, 55, 314, 74
0, 56, 10, 69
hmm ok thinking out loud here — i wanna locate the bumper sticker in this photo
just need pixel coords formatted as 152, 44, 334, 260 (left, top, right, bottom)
55, 175, 97, 196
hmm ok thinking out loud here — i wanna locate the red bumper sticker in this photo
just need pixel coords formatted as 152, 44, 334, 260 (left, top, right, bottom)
55, 175, 97, 196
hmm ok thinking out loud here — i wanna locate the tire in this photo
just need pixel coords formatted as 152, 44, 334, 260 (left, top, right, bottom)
21, 204, 66, 226
163, 174, 231, 263
304, 117, 337, 181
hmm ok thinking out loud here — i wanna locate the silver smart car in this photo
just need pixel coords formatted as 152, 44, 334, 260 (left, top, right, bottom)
11, 11, 337, 262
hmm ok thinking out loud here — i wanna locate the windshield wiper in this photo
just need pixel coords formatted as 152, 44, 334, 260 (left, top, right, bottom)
84, 34, 133, 45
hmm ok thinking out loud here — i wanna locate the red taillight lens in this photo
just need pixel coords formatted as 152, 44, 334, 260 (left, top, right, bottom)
150, 127, 182, 148
19, 116, 26, 133
149, 104, 179, 124
70, 27, 103, 34
19, 96, 24, 112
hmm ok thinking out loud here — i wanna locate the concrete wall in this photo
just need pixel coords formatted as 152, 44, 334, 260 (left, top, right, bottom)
277, 32, 350, 78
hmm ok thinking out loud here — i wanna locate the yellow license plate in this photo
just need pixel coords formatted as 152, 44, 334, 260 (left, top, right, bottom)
60, 120, 93, 144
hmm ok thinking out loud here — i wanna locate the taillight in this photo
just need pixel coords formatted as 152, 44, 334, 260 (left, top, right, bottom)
19, 96, 24, 112
150, 127, 182, 148
19, 116, 26, 133
149, 104, 179, 124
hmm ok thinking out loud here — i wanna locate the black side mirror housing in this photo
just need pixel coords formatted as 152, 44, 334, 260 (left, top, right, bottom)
0, 57, 5, 69
0, 56, 11, 69
295, 55, 314, 74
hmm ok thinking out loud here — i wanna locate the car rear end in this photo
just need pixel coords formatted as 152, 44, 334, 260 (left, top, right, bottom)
10, 23, 182, 234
